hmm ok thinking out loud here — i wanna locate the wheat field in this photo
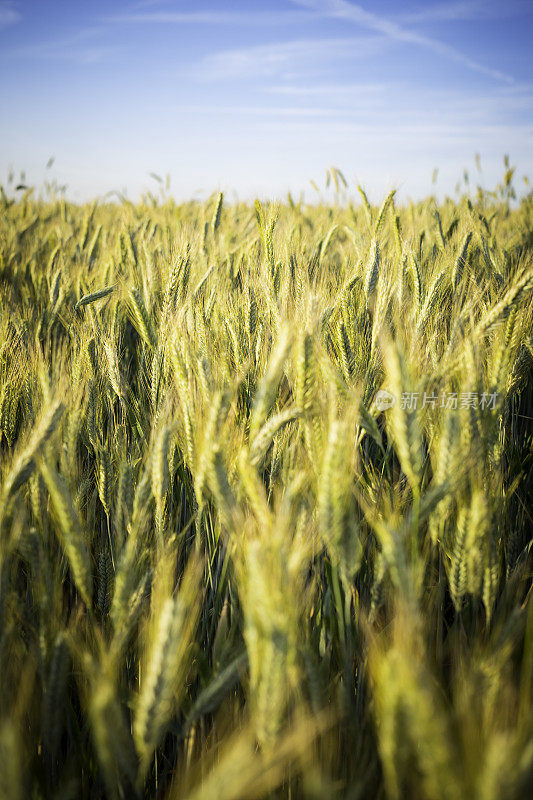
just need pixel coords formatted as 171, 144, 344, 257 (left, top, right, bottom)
0, 170, 532, 799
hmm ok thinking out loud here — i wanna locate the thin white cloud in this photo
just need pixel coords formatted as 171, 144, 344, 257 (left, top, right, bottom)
290, 0, 514, 83
11, 45, 116, 64
130, 0, 176, 8
174, 79, 533, 135
170, 102, 532, 153
176, 104, 379, 119
0, 1, 21, 30
2, 27, 120, 64
191, 36, 385, 81
265, 82, 392, 96
401, 0, 533, 24
227, 118, 532, 153
104, 9, 314, 25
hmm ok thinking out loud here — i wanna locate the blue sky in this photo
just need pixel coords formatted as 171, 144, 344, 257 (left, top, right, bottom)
0, 0, 532, 202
